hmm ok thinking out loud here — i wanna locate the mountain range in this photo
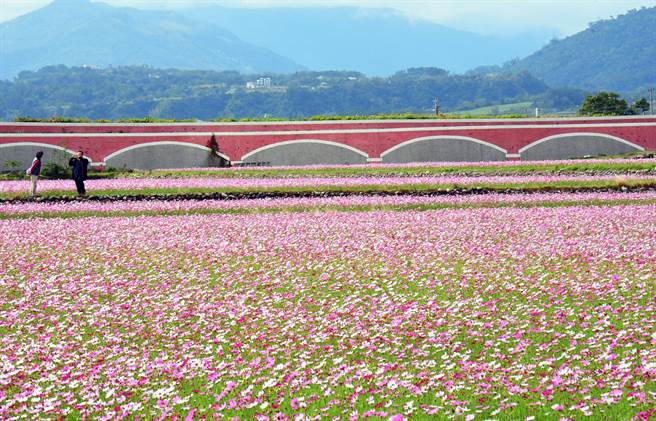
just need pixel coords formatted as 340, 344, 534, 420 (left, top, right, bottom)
179, 6, 551, 76
0, 0, 553, 80
0, 0, 303, 80
0, 0, 654, 118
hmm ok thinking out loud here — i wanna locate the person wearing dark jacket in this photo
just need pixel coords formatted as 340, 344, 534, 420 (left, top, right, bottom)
26, 151, 44, 196
69, 151, 89, 196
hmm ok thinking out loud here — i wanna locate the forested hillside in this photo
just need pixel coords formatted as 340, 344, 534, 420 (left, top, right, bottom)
0, 66, 585, 120
509, 7, 656, 94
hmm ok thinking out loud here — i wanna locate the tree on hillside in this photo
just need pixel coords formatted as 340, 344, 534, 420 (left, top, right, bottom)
579, 92, 629, 116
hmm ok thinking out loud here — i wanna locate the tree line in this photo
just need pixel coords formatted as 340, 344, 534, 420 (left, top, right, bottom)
0, 65, 587, 121
579, 92, 651, 116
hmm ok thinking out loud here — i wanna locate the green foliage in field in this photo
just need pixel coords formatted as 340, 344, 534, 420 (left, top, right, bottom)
41, 162, 71, 179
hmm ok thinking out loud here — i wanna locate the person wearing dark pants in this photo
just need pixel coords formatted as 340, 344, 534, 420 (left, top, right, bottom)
69, 151, 89, 197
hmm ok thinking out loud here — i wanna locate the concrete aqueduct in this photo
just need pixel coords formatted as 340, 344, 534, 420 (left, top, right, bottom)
1, 116, 655, 171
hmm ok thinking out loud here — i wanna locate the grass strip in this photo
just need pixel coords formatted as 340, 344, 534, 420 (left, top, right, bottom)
3, 198, 656, 220
4, 160, 652, 182
2, 178, 656, 202
121, 161, 656, 179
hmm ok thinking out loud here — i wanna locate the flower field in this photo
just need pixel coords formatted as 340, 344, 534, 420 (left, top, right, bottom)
2, 159, 656, 420
1, 202, 655, 419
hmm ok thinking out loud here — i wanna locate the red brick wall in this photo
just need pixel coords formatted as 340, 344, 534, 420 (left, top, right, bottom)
1, 116, 654, 163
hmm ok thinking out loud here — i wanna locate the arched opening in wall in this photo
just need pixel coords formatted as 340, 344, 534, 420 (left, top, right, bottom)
104, 142, 230, 170
241, 140, 368, 166
381, 136, 506, 163
0, 142, 85, 172
519, 133, 644, 161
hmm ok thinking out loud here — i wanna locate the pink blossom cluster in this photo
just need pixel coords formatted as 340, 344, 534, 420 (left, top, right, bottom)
1, 205, 655, 418
1, 191, 656, 216
2, 174, 655, 194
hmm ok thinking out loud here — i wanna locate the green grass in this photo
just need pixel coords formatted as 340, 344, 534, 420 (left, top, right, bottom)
13, 112, 529, 124
454, 101, 534, 116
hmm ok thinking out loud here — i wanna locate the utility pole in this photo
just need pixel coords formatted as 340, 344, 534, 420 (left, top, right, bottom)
433, 97, 440, 116
649, 87, 655, 115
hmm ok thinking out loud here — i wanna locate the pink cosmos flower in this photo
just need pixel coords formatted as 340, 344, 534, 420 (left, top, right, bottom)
185, 409, 196, 421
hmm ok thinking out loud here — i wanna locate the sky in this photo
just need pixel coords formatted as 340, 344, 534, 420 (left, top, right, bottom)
1, 0, 655, 36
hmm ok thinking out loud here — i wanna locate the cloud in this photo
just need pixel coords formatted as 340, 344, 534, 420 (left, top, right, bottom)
2, 0, 655, 37
1, 0, 50, 22
419, 0, 656, 36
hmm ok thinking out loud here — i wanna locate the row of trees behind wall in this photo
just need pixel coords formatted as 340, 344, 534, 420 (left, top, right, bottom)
2, 65, 587, 120
1, 66, 652, 121
11, 92, 652, 123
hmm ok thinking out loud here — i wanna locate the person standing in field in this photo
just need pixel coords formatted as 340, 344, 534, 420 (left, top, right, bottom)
69, 151, 89, 197
26, 151, 44, 197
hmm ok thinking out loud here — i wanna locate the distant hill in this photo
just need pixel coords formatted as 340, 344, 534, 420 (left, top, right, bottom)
508, 7, 656, 94
0, 65, 584, 120
0, 0, 303, 80
180, 6, 552, 76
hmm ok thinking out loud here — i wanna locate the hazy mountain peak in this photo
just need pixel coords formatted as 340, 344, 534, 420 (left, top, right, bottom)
179, 5, 553, 76
0, 0, 303, 80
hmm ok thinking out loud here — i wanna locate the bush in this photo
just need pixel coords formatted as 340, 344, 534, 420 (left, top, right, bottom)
42, 162, 71, 179
3, 160, 22, 174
